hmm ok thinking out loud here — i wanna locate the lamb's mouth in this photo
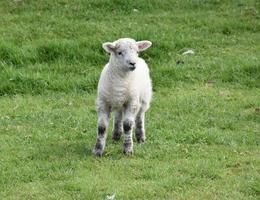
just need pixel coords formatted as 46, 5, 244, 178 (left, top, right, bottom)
129, 66, 136, 71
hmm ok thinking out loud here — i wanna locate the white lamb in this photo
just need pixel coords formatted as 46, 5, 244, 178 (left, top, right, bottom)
93, 38, 152, 156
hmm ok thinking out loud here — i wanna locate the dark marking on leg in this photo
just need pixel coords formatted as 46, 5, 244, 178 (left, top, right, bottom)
123, 120, 133, 132
112, 122, 122, 141
98, 125, 106, 136
112, 131, 121, 141
112, 131, 122, 141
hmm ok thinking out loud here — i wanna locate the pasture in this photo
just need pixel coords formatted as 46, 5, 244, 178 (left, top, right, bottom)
0, 0, 259, 199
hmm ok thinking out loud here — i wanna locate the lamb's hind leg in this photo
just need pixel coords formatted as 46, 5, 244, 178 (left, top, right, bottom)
93, 102, 111, 156
112, 110, 123, 141
135, 110, 145, 143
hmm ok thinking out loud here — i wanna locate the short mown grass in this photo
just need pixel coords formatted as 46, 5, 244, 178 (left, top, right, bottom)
0, 0, 259, 199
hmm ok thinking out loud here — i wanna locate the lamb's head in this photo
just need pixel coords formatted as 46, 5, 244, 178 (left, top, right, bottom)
102, 38, 152, 71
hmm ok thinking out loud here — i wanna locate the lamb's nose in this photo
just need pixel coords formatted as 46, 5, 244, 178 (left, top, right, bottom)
129, 62, 136, 66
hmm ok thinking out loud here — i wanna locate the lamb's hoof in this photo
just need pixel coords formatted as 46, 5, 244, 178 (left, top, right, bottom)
123, 142, 133, 155
137, 137, 145, 144
93, 143, 104, 156
112, 132, 121, 142
123, 148, 133, 156
92, 148, 103, 156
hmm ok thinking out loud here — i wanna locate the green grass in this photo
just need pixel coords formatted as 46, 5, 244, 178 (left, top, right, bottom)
0, 0, 259, 199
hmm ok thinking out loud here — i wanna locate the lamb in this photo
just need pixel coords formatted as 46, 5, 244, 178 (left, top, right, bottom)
93, 38, 152, 156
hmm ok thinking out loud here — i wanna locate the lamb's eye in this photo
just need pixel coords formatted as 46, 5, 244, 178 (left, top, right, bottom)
118, 52, 123, 55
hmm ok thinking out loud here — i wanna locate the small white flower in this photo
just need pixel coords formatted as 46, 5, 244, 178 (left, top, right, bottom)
106, 193, 116, 200
182, 49, 194, 55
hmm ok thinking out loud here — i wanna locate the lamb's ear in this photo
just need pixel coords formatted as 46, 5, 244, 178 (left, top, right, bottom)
102, 42, 116, 53
136, 40, 152, 52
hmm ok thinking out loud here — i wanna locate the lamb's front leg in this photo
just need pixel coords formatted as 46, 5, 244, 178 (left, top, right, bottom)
93, 103, 110, 156
123, 102, 139, 155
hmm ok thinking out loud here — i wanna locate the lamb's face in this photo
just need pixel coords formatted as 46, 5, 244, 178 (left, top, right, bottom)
102, 38, 152, 71
113, 40, 139, 71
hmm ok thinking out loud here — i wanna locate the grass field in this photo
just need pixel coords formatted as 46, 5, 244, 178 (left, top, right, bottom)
0, 0, 260, 199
